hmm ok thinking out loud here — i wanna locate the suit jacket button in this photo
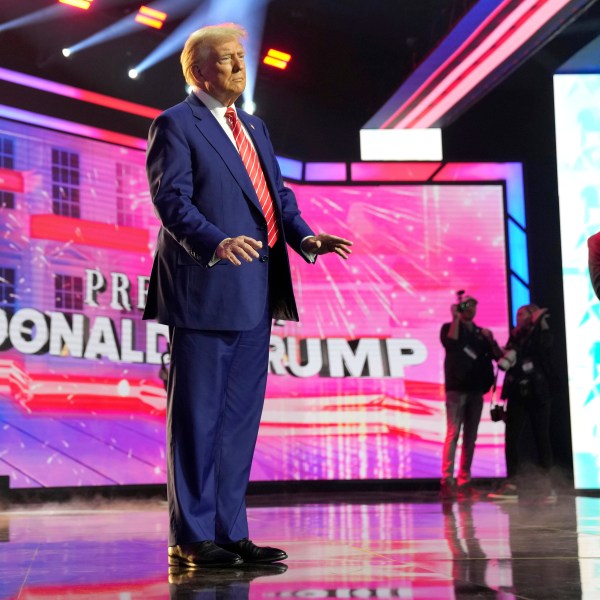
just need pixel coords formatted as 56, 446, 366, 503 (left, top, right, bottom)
259, 255, 269, 263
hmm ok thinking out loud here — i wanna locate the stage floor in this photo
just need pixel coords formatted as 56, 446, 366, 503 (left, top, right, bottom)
0, 491, 598, 599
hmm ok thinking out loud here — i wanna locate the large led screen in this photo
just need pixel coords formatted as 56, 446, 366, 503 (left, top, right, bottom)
554, 73, 600, 489
0, 113, 510, 488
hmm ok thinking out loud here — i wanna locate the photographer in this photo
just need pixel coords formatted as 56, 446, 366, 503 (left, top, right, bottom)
488, 304, 554, 501
440, 294, 502, 500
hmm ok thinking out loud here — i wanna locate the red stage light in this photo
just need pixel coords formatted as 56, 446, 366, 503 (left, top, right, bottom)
58, 0, 94, 9
263, 49, 291, 70
135, 5, 167, 30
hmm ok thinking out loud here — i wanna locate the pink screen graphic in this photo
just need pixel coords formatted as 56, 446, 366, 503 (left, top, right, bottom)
0, 116, 509, 487
257, 183, 509, 481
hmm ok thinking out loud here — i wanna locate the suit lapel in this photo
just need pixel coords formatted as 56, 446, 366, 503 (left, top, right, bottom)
186, 95, 263, 215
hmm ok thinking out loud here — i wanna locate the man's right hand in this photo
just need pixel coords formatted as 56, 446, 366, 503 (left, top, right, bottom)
216, 236, 262, 266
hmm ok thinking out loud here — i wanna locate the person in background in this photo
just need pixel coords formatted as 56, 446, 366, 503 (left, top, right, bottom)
488, 304, 555, 502
588, 231, 600, 300
144, 23, 352, 569
440, 294, 502, 501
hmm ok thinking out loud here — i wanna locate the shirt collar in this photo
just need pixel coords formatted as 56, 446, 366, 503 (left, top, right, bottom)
193, 88, 237, 121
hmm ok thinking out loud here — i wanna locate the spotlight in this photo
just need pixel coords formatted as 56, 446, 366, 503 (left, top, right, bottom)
58, 0, 94, 9
128, 68, 138, 79
62, 48, 71, 58
242, 99, 256, 115
263, 48, 291, 70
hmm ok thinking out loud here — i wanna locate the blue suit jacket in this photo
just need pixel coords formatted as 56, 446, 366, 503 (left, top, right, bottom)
143, 93, 314, 330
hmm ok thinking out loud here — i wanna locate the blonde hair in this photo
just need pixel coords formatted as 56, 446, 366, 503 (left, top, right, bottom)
180, 23, 247, 87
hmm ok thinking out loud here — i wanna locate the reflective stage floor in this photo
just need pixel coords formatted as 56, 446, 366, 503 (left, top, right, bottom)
1, 490, 599, 599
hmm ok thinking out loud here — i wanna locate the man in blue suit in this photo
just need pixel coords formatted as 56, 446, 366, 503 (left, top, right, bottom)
144, 23, 352, 569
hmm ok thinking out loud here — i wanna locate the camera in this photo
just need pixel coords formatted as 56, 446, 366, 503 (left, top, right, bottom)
456, 289, 469, 313
497, 348, 517, 372
490, 404, 506, 422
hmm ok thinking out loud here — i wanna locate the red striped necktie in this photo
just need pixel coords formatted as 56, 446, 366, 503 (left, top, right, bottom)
225, 107, 279, 247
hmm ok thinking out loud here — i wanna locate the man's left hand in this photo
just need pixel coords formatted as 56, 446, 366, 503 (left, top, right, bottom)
301, 234, 353, 259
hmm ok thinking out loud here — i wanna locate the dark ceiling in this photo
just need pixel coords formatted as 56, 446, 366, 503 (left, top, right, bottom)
0, 0, 479, 161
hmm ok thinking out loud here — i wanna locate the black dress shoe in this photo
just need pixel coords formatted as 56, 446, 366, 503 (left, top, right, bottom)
168, 541, 243, 568
217, 538, 288, 563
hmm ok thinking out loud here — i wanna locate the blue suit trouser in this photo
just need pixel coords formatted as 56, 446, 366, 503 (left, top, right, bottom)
166, 301, 272, 546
